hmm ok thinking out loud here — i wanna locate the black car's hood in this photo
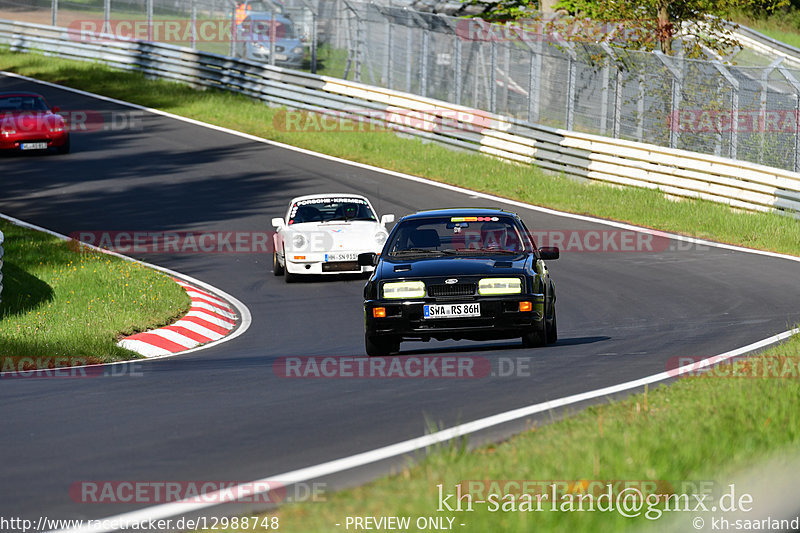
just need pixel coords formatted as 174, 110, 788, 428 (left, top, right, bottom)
377, 254, 530, 279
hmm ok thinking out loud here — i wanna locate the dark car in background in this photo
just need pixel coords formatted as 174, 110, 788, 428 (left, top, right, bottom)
0, 92, 70, 154
358, 208, 559, 356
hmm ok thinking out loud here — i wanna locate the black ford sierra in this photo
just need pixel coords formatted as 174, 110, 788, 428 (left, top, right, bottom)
358, 208, 559, 356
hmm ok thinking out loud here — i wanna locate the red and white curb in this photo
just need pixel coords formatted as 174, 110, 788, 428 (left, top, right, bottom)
118, 279, 238, 358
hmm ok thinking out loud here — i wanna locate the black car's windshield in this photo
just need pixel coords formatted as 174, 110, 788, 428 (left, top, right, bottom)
386, 216, 527, 257
0, 95, 49, 112
289, 197, 377, 224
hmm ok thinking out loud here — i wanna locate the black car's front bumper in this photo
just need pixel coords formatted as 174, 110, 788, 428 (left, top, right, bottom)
364, 295, 545, 342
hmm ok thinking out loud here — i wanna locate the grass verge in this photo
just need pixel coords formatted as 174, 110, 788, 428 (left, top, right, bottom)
1, 51, 800, 256
0, 218, 191, 365
2, 50, 800, 532
262, 341, 800, 533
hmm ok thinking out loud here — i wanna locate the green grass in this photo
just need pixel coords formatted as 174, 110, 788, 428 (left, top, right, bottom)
733, 11, 800, 50
2, 50, 799, 257
0, 219, 191, 365
260, 341, 800, 533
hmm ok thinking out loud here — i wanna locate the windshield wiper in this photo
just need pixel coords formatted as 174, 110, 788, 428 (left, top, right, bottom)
390, 248, 446, 256
445, 249, 522, 255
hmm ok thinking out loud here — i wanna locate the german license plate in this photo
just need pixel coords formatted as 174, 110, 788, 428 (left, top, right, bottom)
424, 303, 480, 319
325, 252, 358, 262
276, 54, 288, 61
21, 142, 48, 150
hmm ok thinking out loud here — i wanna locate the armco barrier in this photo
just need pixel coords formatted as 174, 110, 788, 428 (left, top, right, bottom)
3, 19, 800, 215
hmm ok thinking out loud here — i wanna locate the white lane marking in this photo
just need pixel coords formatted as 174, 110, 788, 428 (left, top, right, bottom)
52, 328, 799, 533
4, 71, 797, 532
3, 69, 799, 266
0, 212, 252, 375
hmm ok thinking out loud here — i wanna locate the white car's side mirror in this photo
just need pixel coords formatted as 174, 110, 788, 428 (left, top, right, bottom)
381, 214, 395, 225
271, 217, 285, 228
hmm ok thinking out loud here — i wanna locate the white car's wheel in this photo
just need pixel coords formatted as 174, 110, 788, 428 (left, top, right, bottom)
273, 250, 284, 276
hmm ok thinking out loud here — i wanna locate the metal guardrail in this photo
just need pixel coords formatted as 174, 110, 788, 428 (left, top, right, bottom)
2, 19, 800, 215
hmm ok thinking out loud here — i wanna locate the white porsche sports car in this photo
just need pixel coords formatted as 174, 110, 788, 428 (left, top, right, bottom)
271, 193, 395, 281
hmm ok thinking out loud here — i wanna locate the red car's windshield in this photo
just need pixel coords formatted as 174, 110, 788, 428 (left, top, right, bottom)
0, 95, 49, 112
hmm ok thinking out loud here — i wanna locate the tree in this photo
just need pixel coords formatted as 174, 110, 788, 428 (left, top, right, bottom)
552, 0, 787, 58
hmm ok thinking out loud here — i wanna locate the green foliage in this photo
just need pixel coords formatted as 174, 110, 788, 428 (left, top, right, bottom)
554, 0, 788, 58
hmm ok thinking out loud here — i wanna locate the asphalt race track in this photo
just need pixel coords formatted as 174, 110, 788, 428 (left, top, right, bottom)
2, 74, 799, 525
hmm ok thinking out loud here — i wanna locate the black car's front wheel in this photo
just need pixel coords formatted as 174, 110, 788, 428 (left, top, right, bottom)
365, 334, 399, 357
546, 306, 558, 344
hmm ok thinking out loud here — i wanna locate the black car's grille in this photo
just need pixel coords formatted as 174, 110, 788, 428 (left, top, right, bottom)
427, 283, 476, 297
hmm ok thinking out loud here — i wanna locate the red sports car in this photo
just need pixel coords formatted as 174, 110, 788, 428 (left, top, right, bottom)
0, 92, 70, 154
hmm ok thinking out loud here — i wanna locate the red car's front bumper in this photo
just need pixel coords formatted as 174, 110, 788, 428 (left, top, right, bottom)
0, 130, 69, 151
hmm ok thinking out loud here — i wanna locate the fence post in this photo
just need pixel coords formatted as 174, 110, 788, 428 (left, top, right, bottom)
454, 36, 462, 105
51, 0, 58, 27
190, 0, 196, 49
637, 75, 644, 142
711, 61, 739, 160
421, 28, 428, 97
147, 0, 153, 40
777, 65, 800, 172
656, 52, 683, 149
760, 58, 783, 164
103, 0, 110, 34
385, 16, 392, 86
489, 39, 496, 113
229, 4, 236, 57
269, 8, 276, 66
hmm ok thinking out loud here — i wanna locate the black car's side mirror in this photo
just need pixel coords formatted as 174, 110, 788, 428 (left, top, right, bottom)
539, 247, 559, 260
358, 252, 378, 266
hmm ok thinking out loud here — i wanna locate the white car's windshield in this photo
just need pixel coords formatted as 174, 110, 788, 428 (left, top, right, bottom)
386, 216, 527, 256
289, 197, 377, 224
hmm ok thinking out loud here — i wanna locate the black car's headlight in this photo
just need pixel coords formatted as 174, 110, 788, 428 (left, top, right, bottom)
383, 281, 425, 299
478, 277, 522, 296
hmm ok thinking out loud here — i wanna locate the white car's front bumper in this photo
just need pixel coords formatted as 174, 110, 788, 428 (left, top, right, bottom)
284, 252, 375, 275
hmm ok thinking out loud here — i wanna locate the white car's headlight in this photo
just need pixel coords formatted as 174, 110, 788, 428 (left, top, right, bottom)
478, 277, 522, 296
291, 233, 307, 249
292, 46, 303, 54
383, 281, 425, 299
374, 231, 388, 246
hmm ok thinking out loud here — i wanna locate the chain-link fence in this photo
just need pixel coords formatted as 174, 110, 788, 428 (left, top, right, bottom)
3, 0, 800, 171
